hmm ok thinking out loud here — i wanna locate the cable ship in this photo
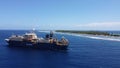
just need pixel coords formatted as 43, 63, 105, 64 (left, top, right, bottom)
5, 31, 69, 50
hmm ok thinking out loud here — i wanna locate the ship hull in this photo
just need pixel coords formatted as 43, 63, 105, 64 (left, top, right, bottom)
6, 40, 68, 50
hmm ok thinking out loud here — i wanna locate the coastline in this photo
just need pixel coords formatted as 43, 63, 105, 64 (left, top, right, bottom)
56, 30, 120, 37
55, 30, 120, 42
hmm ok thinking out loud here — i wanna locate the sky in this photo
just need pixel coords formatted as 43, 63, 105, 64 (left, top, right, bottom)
0, 0, 120, 30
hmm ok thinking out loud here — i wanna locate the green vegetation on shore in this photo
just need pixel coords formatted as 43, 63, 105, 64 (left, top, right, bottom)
56, 30, 120, 37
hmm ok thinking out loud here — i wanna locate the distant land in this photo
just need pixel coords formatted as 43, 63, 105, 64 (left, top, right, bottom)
56, 30, 120, 37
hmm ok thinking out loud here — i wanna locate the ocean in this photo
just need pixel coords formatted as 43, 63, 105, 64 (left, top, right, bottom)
0, 30, 120, 68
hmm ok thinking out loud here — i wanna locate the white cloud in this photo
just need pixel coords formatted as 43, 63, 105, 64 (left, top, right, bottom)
75, 22, 120, 30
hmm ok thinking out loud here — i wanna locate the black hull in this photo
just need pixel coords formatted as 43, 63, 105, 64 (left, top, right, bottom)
7, 41, 68, 50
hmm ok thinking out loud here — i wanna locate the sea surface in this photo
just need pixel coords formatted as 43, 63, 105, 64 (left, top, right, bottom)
0, 30, 120, 68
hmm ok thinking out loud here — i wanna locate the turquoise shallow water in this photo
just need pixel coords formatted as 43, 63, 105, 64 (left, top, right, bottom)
0, 30, 120, 68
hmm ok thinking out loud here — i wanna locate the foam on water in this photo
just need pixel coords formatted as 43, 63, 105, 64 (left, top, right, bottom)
56, 32, 120, 42
86, 36, 120, 42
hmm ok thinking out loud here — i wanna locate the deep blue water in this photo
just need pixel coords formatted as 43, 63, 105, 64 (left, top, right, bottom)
0, 30, 120, 68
